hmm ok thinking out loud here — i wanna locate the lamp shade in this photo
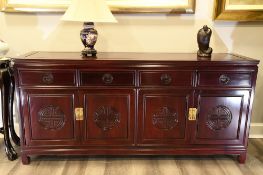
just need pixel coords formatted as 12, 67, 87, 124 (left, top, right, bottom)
62, 0, 117, 23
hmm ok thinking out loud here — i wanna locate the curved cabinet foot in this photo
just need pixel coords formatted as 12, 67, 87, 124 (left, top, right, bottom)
21, 154, 30, 165
237, 152, 247, 164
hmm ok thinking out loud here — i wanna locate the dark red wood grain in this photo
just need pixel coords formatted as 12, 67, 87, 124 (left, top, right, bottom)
12, 52, 259, 165
139, 71, 193, 87
19, 69, 76, 86
80, 71, 135, 86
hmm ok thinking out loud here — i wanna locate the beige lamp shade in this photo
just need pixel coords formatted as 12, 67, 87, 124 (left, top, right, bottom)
62, 0, 117, 23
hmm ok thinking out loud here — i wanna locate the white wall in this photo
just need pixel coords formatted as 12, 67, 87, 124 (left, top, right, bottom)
0, 0, 263, 136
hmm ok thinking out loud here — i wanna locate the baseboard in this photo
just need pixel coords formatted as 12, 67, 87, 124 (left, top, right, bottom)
1, 123, 263, 139
249, 123, 263, 138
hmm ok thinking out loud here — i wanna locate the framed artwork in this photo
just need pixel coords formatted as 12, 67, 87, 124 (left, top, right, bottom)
214, 0, 263, 21
0, 0, 195, 14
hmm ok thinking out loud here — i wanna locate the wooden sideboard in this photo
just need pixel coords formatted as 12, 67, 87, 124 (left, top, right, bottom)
12, 52, 259, 165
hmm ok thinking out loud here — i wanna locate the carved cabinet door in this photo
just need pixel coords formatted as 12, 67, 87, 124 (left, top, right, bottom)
21, 89, 80, 146
79, 89, 135, 146
138, 89, 193, 146
192, 90, 250, 145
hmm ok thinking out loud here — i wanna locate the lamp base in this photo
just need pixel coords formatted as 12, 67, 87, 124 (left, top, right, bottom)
80, 22, 98, 58
82, 48, 97, 57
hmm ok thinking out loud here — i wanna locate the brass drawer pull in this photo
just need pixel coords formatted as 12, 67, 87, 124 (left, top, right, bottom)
160, 74, 172, 85
102, 73, 114, 84
219, 74, 230, 85
42, 73, 54, 84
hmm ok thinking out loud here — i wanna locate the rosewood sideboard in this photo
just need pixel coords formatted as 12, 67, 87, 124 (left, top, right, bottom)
12, 52, 259, 165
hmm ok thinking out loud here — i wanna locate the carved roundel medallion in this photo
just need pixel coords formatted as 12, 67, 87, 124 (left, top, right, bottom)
38, 105, 65, 130
206, 105, 232, 131
152, 107, 178, 130
94, 106, 120, 131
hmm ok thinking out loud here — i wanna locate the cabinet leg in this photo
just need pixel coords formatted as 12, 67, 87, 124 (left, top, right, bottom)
21, 154, 30, 165
8, 69, 20, 146
237, 152, 247, 164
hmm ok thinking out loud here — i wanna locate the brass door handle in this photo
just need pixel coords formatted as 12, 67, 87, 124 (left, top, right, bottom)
188, 108, 197, 121
75, 108, 84, 121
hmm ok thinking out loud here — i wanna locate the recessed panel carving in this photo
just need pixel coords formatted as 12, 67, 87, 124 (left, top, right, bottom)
94, 106, 120, 131
206, 105, 232, 131
152, 107, 178, 130
38, 105, 65, 130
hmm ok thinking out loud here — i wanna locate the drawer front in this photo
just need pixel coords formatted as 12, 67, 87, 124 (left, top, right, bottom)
197, 71, 252, 87
80, 71, 135, 86
140, 71, 193, 87
19, 70, 76, 86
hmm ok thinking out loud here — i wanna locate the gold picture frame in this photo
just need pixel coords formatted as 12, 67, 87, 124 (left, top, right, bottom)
214, 0, 263, 21
0, 0, 195, 14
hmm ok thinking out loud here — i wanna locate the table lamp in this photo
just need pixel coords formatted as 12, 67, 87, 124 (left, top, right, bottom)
62, 0, 117, 57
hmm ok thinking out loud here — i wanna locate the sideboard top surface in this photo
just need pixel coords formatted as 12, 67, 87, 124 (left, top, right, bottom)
12, 52, 259, 67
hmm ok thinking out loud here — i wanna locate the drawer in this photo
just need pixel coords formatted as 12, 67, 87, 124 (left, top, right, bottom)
19, 70, 76, 86
80, 71, 135, 86
197, 71, 252, 87
139, 71, 193, 87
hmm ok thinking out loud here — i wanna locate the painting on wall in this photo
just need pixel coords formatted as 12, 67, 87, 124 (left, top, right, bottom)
214, 0, 263, 21
0, 0, 195, 14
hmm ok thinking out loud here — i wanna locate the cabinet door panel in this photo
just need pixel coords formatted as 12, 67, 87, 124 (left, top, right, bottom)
21, 89, 79, 146
138, 89, 192, 146
193, 90, 250, 145
80, 89, 135, 145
